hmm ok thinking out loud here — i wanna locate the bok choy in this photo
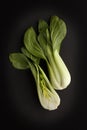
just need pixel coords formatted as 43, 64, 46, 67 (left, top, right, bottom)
24, 16, 71, 90
9, 49, 60, 110
9, 15, 71, 110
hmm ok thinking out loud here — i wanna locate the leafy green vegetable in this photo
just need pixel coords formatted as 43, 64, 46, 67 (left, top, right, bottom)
50, 16, 67, 52
21, 47, 40, 65
37, 16, 71, 90
35, 65, 60, 110
9, 53, 29, 69
9, 51, 60, 110
24, 27, 45, 59
38, 19, 48, 33
9, 15, 71, 110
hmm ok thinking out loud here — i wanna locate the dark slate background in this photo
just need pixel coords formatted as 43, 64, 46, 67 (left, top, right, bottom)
1, 0, 86, 129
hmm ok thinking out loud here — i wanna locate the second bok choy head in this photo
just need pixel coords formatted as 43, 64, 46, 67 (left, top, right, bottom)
9, 48, 60, 111
21, 47, 60, 110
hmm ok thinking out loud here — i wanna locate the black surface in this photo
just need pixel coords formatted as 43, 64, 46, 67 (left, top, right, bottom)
1, 0, 86, 129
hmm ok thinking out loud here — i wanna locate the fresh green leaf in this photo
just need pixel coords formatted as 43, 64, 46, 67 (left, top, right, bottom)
45, 28, 50, 43
50, 16, 67, 52
38, 19, 51, 45
38, 19, 48, 33
38, 30, 52, 61
9, 53, 29, 69
21, 47, 40, 65
38, 33, 47, 57
24, 27, 45, 59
